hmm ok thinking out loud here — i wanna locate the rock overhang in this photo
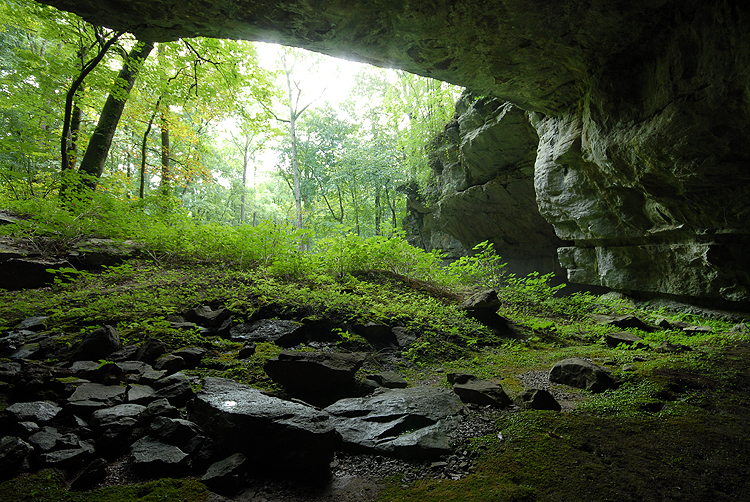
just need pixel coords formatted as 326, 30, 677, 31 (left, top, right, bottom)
34, 0, 706, 114
32, 0, 750, 306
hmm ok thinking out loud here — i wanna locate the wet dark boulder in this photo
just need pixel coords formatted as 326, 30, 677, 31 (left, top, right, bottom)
135, 338, 168, 364
130, 436, 189, 475
449, 374, 512, 408
229, 319, 305, 348
549, 358, 617, 393
605, 332, 649, 350
201, 453, 246, 495
0, 436, 33, 479
71, 325, 120, 361
263, 351, 366, 405
152, 372, 194, 407
514, 389, 562, 411
191, 377, 340, 472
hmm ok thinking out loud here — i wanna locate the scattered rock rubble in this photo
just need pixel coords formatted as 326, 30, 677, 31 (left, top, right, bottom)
1, 297, 734, 497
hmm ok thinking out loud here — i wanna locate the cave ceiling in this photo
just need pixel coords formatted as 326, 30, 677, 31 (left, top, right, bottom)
35, 0, 689, 114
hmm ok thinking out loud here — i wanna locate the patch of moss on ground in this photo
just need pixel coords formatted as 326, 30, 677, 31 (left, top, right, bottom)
0, 470, 209, 502
380, 341, 750, 502
381, 408, 750, 502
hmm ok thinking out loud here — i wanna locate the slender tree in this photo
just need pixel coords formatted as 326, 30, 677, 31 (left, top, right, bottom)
76, 40, 154, 190
60, 28, 123, 175
267, 49, 327, 230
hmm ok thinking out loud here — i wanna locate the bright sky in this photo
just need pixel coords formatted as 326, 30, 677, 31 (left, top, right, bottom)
221, 42, 461, 187
253, 41, 387, 109
226, 42, 393, 181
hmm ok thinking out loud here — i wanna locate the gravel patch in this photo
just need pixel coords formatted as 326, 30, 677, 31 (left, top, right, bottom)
517, 370, 587, 411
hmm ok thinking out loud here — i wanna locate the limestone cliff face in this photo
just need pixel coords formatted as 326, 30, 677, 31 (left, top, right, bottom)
406, 93, 569, 279
35, 0, 750, 305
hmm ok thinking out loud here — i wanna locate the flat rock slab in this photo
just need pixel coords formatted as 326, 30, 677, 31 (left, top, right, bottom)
365, 371, 408, 389
90, 403, 146, 430
28, 427, 81, 452
17, 317, 48, 332
191, 377, 341, 470
7, 401, 62, 423
549, 358, 617, 393
10, 343, 43, 360
229, 319, 304, 348
67, 383, 127, 415
324, 386, 465, 460
202, 453, 246, 494
683, 326, 713, 334
130, 437, 188, 474
39, 441, 95, 469
127, 384, 156, 404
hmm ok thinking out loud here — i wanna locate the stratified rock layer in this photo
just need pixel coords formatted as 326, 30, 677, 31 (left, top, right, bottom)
32, 0, 750, 306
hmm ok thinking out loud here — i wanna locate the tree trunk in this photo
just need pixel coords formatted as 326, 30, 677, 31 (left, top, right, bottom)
240, 138, 249, 224
159, 106, 171, 196
140, 104, 159, 199
374, 185, 381, 236
77, 40, 154, 189
68, 98, 82, 170
61, 32, 122, 177
385, 185, 397, 233
290, 108, 302, 229
351, 185, 360, 236
282, 61, 303, 230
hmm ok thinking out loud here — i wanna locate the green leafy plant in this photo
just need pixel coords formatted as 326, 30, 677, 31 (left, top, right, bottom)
45, 266, 87, 286
447, 240, 508, 289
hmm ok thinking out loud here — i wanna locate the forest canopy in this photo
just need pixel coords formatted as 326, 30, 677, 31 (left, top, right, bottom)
0, 0, 462, 241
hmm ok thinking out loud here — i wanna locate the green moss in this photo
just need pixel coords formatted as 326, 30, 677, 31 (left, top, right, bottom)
381, 407, 750, 502
381, 338, 750, 502
183, 341, 284, 392
0, 470, 208, 502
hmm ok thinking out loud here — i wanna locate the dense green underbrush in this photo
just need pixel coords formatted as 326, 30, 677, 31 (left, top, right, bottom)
0, 192, 567, 296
